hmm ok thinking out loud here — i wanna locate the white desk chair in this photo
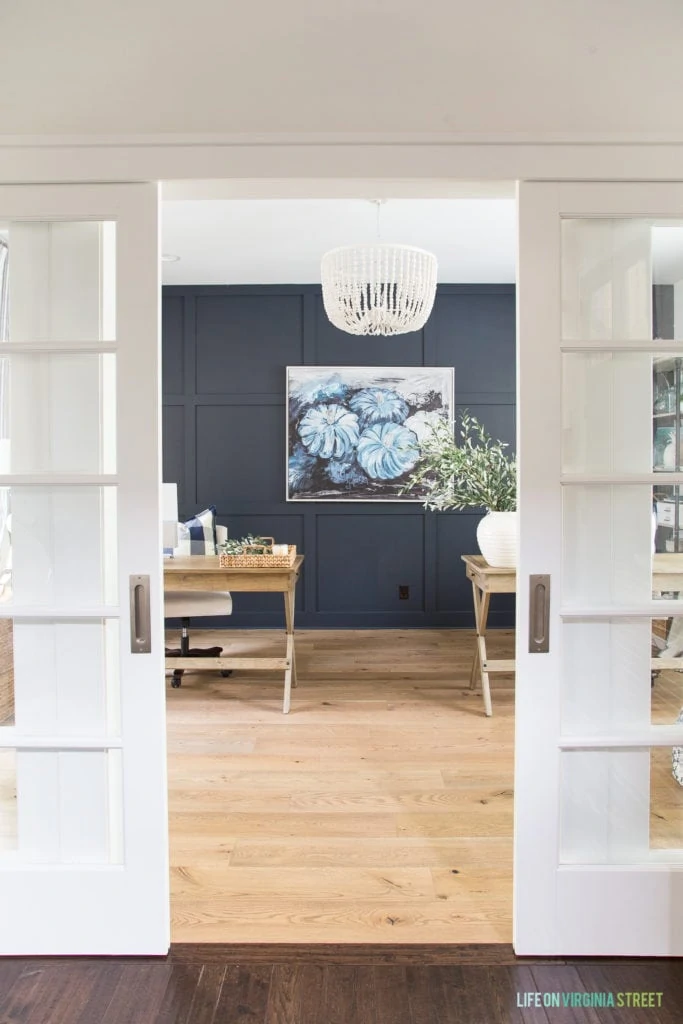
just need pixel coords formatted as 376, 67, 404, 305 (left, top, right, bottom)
165, 523, 233, 689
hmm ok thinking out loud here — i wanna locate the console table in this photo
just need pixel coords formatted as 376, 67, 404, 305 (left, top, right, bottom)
461, 554, 515, 717
462, 553, 683, 715
163, 554, 304, 714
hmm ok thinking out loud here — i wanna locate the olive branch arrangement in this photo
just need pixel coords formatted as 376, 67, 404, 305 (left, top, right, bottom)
402, 411, 517, 512
219, 534, 271, 555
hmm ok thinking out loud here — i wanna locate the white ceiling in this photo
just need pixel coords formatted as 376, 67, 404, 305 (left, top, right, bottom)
161, 199, 518, 284
161, 202, 683, 286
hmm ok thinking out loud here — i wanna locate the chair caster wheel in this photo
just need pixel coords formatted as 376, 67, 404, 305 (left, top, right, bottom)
220, 670, 233, 678
171, 671, 183, 688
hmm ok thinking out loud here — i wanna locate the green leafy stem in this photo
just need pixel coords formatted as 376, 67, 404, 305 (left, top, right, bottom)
219, 534, 271, 555
401, 410, 517, 513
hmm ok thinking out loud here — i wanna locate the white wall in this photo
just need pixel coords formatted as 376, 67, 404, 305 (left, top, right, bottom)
1, 0, 683, 139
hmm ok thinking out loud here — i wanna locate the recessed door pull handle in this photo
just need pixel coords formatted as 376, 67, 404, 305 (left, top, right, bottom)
529, 574, 550, 653
130, 574, 151, 654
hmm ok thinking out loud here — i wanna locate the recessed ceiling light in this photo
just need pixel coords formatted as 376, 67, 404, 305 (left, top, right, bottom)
161, 253, 180, 262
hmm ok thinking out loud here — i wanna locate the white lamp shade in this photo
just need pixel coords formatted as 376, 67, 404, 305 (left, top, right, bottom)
321, 244, 438, 336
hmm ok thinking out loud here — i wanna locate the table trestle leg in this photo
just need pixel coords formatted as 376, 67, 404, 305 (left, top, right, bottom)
283, 587, 297, 714
470, 581, 493, 717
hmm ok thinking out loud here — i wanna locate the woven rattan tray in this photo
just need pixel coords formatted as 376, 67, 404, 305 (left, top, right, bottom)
219, 539, 297, 568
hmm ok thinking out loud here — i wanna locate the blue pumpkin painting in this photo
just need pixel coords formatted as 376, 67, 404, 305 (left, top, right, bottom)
287, 367, 454, 500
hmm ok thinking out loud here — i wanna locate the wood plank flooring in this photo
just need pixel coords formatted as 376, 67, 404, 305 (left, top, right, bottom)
166, 628, 516, 944
167, 628, 683, 944
1, 952, 683, 1023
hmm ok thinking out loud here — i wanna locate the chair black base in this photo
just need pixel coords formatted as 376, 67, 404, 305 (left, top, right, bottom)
168, 658, 233, 687
166, 617, 233, 688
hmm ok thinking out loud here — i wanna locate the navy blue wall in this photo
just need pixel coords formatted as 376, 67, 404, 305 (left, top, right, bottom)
162, 284, 516, 628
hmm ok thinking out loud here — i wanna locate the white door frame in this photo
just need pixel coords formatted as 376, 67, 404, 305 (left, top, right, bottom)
2, 135, 683, 188
3, 136, 681, 956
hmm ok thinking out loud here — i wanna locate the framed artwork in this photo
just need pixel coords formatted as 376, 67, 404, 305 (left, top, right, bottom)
286, 365, 454, 501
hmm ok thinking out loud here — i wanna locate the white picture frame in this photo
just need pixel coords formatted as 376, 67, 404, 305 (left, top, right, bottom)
286, 365, 454, 502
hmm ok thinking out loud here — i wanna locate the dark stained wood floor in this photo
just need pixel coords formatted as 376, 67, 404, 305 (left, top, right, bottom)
1, 947, 682, 1023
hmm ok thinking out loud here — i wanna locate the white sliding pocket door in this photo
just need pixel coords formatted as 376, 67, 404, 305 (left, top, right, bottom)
515, 181, 683, 956
0, 185, 168, 954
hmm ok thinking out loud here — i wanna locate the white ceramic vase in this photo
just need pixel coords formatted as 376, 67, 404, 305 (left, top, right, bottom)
476, 510, 518, 568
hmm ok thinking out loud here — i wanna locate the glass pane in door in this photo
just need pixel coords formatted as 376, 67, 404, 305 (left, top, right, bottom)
559, 748, 683, 862
0, 214, 123, 869
0, 618, 120, 735
0, 746, 123, 864
0, 352, 117, 475
0, 485, 118, 607
563, 484, 658, 606
0, 746, 15, 854
0, 220, 116, 343
652, 745, 683, 849
562, 616, 683, 731
562, 485, 683, 605
561, 218, 681, 343
562, 351, 683, 475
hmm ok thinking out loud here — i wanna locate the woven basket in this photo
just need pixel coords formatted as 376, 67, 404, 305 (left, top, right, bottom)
219, 539, 297, 568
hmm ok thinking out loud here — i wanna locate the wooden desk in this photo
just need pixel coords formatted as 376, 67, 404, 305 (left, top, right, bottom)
164, 554, 304, 714
461, 554, 516, 717
462, 553, 683, 708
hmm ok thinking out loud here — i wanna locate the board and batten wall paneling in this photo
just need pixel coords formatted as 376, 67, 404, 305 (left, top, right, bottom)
316, 514, 426, 623
196, 403, 284, 508
162, 285, 516, 628
162, 404, 186, 512
196, 294, 305, 394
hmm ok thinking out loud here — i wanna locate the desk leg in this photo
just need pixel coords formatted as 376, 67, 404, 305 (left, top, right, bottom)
471, 581, 493, 717
469, 580, 481, 690
283, 587, 297, 715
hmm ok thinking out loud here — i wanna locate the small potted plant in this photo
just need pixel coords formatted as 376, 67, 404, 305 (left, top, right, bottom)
403, 411, 518, 567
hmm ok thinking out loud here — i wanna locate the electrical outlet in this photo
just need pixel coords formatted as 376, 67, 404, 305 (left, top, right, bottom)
398, 585, 410, 600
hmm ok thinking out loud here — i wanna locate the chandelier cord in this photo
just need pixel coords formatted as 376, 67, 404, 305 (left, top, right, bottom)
374, 199, 384, 244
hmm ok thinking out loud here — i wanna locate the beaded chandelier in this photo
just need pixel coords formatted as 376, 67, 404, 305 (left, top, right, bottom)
321, 198, 438, 337
321, 243, 438, 336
